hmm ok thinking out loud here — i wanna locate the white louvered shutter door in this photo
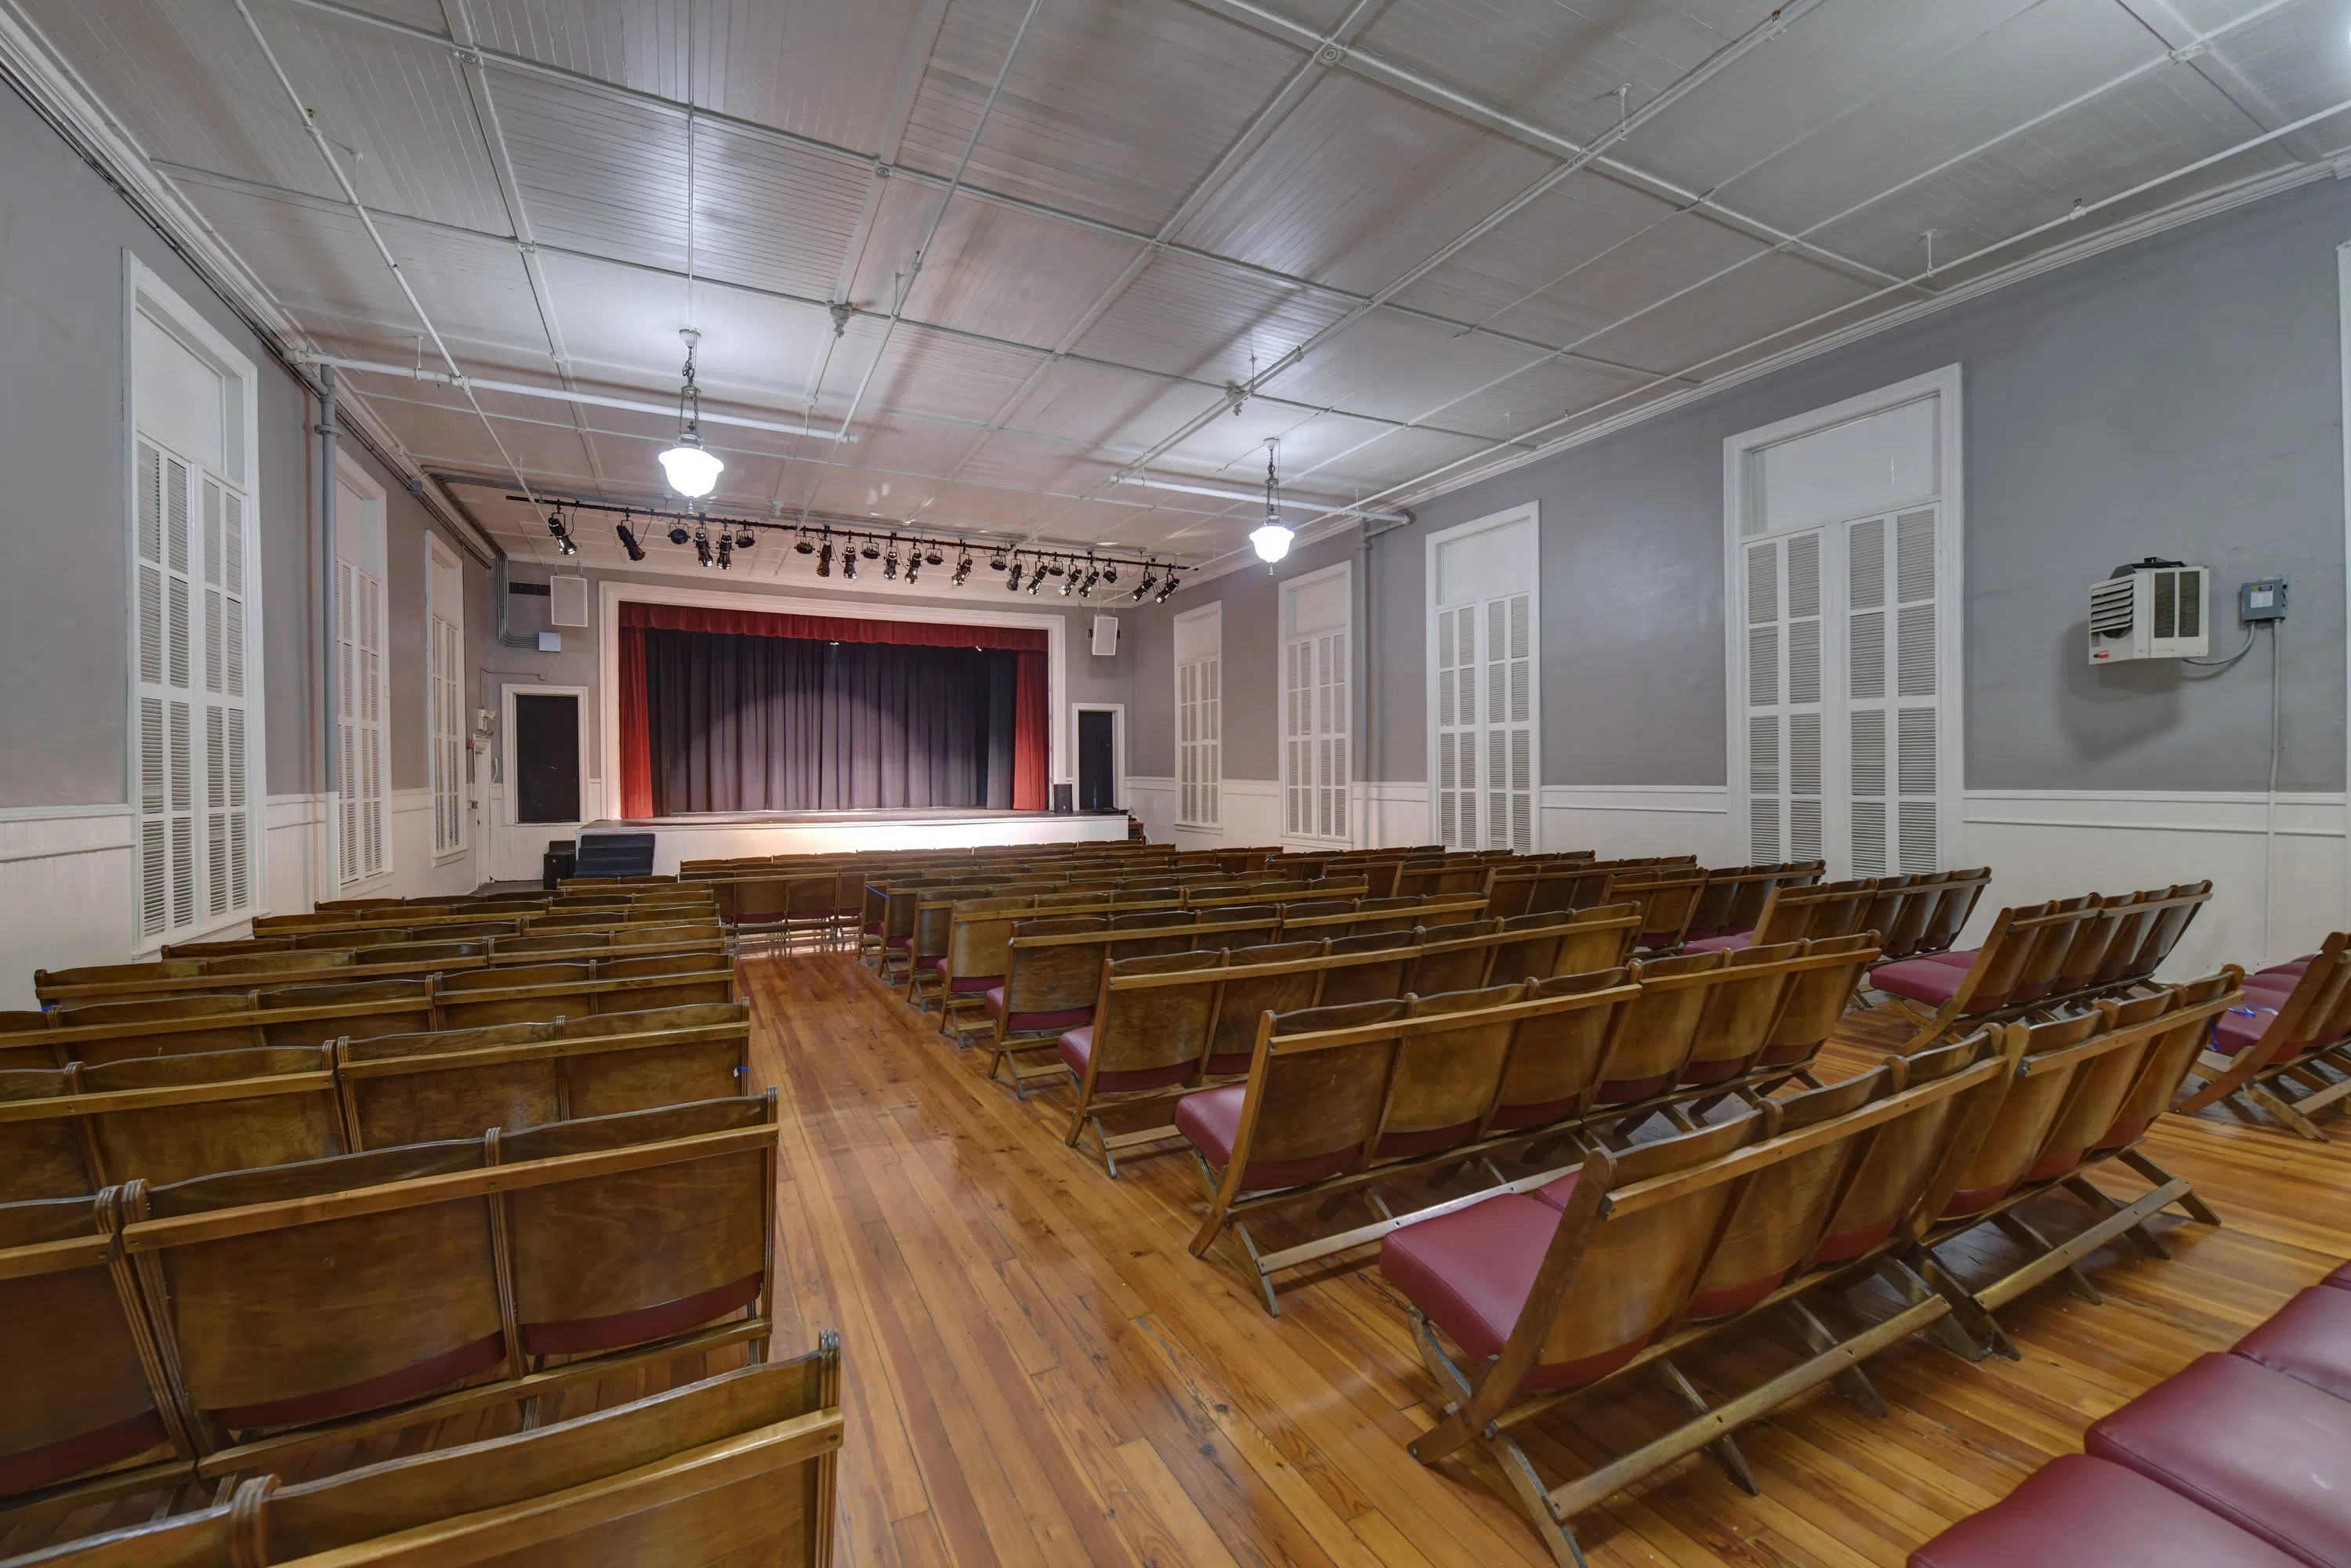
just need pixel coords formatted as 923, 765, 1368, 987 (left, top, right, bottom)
199, 477, 255, 919
1744, 537, 1783, 863
1433, 607, 1472, 849
134, 442, 199, 940
338, 560, 360, 883
1284, 640, 1304, 836
1320, 629, 1346, 841
1179, 661, 1195, 825
1846, 509, 1942, 875
1744, 531, 1825, 864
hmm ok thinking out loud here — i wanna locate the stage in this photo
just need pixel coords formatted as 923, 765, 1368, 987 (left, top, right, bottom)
580, 808, 1132, 873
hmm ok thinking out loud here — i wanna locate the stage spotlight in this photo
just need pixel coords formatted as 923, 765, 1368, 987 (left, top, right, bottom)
615, 522, 646, 562
924, 547, 944, 567
842, 549, 857, 581
1133, 570, 1155, 601
1057, 568, 1074, 597
951, 552, 973, 587
989, 554, 1008, 572
1155, 572, 1179, 603
736, 531, 756, 550
1081, 563, 1099, 597
860, 540, 880, 559
882, 539, 899, 581
1027, 567, 1045, 596
817, 541, 833, 578
1006, 560, 1023, 592
556, 531, 578, 557
1045, 559, 1064, 577
795, 534, 815, 556
1101, 563, 1118, 586
715, 533, 734, 570
904, 553, 921, 585
694, 528, 714, 568
545, 507, 566, 540
668, 525, 691, 546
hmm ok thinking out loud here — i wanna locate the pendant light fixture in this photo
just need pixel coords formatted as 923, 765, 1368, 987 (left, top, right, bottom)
1250, 439, 1293, 563
657, 328, 725, 498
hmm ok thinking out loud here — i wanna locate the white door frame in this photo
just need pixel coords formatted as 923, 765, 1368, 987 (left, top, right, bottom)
1070, 702, 1126, 813
497, 682, 592, 882
1722, 365, 1965, 875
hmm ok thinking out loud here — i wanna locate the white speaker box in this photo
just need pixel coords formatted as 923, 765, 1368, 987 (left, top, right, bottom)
549, 574, 589, 628
1090, 614, 1120, 657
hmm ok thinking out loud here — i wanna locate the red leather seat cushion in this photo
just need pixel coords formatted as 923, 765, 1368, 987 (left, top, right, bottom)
1060, 1026, 1191, 1094
0, 1407, 172, 1497
1907, 1454, 2302, 1568
2086, 1353, 2351, 1567
2212, 1003, 2281, 1057
2233, 1286, 2351, 1402
1873, 958, 1970, 1006
1685, 929, 1754, 954
2261, 957, 2317, 980
1173, 1085, 1357, 1192
1679, 1055, 1751, 1086
1594, 1070, 1672, 1105
983, 987, 1092, 1032
2326, 1262, 2351, 1291
1487, 1095, 1575, 1131
1378, 1191, 1646, 1392
926, 958, 998, 995
523, 1273, 763, 1356
1201, 1051, 1252, 1077
1376, 1121, 1476, 1160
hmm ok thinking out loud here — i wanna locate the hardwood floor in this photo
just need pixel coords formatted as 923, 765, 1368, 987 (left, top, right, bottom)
744, 951, 2351, 1568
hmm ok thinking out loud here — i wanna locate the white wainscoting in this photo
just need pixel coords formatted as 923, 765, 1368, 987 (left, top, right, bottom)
389, 788, 482, 900
266, 792, 331, 915
1125, 776, 1282, 849
1539, 785, 1733, 859
1957, 790, 2346, 977
0, 805, 136, 1009
271, 790, 481, 911
1366, 783, 1432, 849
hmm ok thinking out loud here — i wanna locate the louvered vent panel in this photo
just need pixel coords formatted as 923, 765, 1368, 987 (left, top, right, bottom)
1788, 621, 1820, 704
1849, 611, 1885, 700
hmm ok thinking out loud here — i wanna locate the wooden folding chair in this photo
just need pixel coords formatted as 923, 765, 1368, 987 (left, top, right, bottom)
1061, 951, 1226, 1176
0, 1192, 193, 1531
933, 896, 1037, 1044
1385, 1031, 2013, 1566
2173, 934, 2351, 1139
593, 952, 736, 1011
1313, 929, 1419, 1007
256, 978, 435, 1047
983, 917, 1110, 1096
433, 962, 600, 1028
72, 1046, 344, 1187
1908, 972, 2240, 1356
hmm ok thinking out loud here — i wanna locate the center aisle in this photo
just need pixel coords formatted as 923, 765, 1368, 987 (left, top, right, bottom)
740, 953, 2351, 1568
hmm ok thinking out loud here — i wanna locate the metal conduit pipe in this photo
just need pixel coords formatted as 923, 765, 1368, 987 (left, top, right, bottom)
299, 356, 853, 442
1114, 474, 1408, 523
317, 364, 338, 874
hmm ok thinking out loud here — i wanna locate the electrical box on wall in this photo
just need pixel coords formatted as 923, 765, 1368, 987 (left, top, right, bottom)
1090, 614, 1120, 657
2088, 560, 2208, 663
549, 574, 589, 628
2240, 578, 2288, 623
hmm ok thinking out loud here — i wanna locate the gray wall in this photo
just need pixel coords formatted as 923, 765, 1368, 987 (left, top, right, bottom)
0, 80, 487, 809
1135, 174, 2351, 796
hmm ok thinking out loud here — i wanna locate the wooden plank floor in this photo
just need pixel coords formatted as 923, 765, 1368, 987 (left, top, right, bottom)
746, 951, 2351, 1568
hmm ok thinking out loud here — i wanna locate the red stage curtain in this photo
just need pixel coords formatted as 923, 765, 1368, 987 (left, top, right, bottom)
614, 601, 1051, 819
1012, 650, 1047, 811
619, 601, 1045, 653
618, 625, 654, 819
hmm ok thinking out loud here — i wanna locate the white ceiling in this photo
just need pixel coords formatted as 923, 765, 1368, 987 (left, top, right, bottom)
13, 0, 2350, 581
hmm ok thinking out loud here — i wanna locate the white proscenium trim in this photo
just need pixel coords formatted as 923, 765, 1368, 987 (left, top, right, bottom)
594, 578, 1073, 809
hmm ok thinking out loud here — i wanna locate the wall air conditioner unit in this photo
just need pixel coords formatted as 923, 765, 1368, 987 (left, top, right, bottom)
549, 574, 589, 628
2088, 559, 2208, 663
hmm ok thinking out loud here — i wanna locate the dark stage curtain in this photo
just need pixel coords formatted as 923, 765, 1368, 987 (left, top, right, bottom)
640, 628, 1035, 814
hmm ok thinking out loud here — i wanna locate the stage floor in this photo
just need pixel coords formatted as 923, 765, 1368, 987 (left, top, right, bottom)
581, 808, 1130, 871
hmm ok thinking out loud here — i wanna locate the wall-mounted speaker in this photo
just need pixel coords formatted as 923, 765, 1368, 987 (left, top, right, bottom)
549, 574, 590, 628
1090, 614, 1119, 657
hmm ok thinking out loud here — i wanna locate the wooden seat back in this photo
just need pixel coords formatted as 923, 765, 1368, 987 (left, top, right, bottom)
495, 1098, 774, 1363
1482, 971, 1640, 1132
1683, 861, 1824, 941
1083, 951, 1226, 1089
1756, 932, 1882, 1071
1405, 918, 1505, 994
1585, 951, 1726, 1106
0, 1192, 187, 1505
1109, 907, 1199, 959
1751, 878, 1875, 946
0, 1066, 92, 1198
253, 1350, 841, 1566
1381, 983, 1527, 1155
1675, 940, 1809, 1087
1198, 940, 1328, 1075
998, 916, 1111, 1030
41, 995, 266, 1064
592, 952, 736, 1010
2039, 972, 2237, 1171
1911, 867, 1992, 956
436, 961, 599, 1027
1603, 867, 1710, 951
1219, 999, 1407, 1187
255, 980, 435, 1047
1315, 929, 1418, 1007
75, 1046, 343, 1187
940, 896, 1041, 993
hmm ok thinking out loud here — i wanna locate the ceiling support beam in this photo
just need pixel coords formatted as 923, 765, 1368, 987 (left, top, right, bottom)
2106, 0, 2333, 162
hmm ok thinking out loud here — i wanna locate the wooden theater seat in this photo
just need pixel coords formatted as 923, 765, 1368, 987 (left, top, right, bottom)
1379, 1029, 2016, 1564
2172, 932, 2351, 1140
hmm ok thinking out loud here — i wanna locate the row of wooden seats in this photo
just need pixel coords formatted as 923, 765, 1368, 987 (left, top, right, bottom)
1150, 929, 1886, 1309
871, 871, 1384, 984
0, 954, 734, 1073
256, 882, 715, 936
5, 955, 734, 1071
1686, 865, 1991, 959
979, 901, 1577, 1093
0, 1001, 750, 1200
1370, 972, 2239, 1563
0, 1095, 782, 1528
1873, 881, 2212, 1046
2173, 929, 2351, 1140
31, 918, 727, 1006
726, 848, 1204, 947
9, 1346, 842, 1567
918, 884, 1480, 1031
189, 899, 718, 954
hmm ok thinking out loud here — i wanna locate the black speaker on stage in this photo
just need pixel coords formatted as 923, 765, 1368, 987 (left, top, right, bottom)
1051, 784, 1073, 813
